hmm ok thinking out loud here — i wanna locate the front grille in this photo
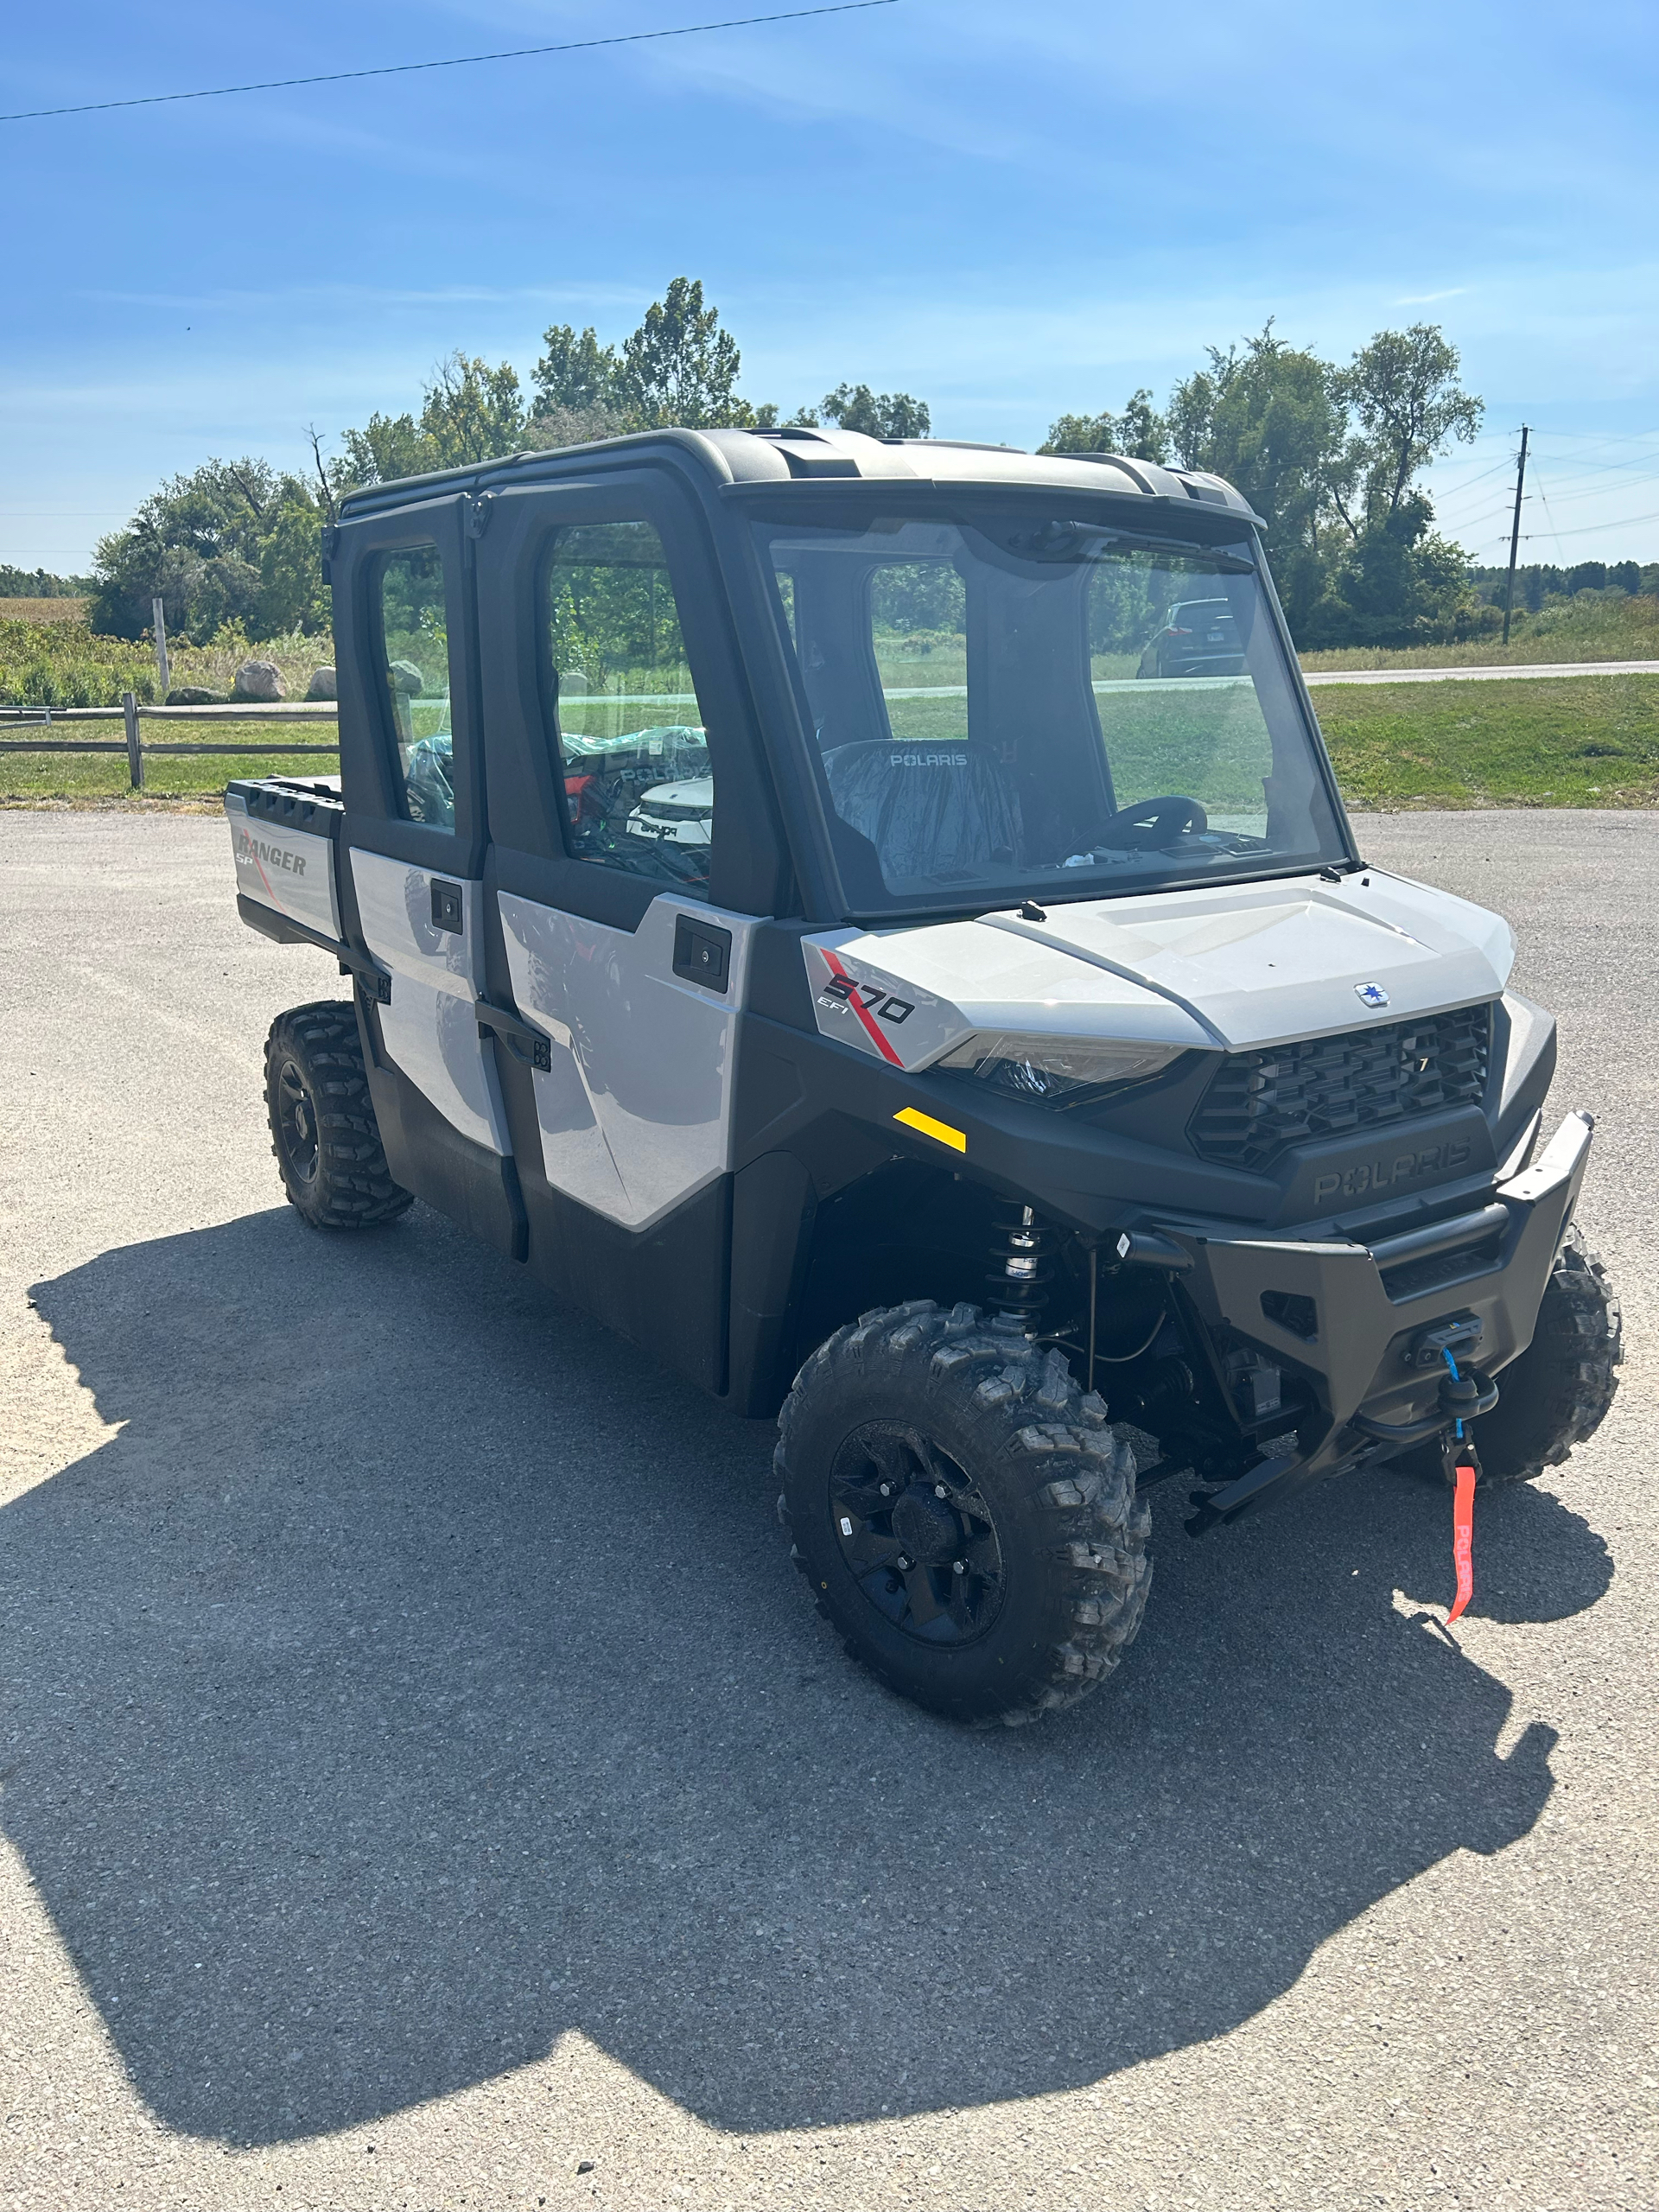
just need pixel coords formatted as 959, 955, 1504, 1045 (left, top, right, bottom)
1190, 1003, 1492, 1173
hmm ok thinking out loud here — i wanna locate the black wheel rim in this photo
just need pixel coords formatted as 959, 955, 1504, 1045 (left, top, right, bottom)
829, 1422, 1006, 1646
276, 1058, 320, 1185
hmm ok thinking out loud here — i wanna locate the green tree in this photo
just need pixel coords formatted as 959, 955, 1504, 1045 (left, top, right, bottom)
1166, 327, 1349, 629
1310, 327, 1484, 647
1042, 321, 1484, 645
528, 282, 935, 451
334, 411, 435, 490
1335, 324, 1483, 533
617, 276, 748, 429
820, 383, 931, 440
418, 353, 526, 467
90, 458, 326, 640
1039, 388, 1168, 463
532, 324, 622, 416
255, 499, 332, 636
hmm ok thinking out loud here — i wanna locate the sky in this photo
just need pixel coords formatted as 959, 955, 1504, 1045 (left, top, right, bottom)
3, 0, 1657, 577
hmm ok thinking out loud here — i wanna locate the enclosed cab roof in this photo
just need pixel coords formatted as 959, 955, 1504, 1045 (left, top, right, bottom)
337, 426, 1262, 531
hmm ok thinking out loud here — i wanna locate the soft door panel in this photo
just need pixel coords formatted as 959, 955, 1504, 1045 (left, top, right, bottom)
499, 889, 757, 1230
351, 848, 511, 1156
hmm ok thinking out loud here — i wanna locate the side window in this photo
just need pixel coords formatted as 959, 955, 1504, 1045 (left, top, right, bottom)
375, 546, 455, 828
542, 520, 714, 897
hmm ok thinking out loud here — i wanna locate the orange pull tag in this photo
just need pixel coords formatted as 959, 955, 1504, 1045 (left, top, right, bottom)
1446, 1459, 1477, 1624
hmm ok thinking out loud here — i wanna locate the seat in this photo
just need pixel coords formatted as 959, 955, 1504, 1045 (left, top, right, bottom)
822, 740, 1022, 883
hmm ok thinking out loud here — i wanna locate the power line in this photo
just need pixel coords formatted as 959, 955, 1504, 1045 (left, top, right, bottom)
1440, 499, 1527, 531
1431, 456, 1516, 496
1527, 449, 1659, 479
1514, 425, 1659, 450
0, 1, 898, 124
1521, 507, 1659, 541
1524, 468, 1659, 508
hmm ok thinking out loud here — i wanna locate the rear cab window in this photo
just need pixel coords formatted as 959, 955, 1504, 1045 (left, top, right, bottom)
373, 545, 455, 828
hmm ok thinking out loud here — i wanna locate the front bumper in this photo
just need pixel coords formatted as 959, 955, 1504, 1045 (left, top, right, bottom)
1155, 1110, 1594, 1524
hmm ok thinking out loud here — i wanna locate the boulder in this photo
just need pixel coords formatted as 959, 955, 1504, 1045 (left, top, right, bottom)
387, 659, 425, 697
165, 686, 228, 706
232, 658, 285, 702
304, 665, 337, 702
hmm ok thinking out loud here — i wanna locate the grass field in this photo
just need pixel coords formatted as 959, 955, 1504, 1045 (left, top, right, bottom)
0, 726, 340, 804
4, 675, 1658, 811
0, 597, 92, 625
1316, 672, 1659, 808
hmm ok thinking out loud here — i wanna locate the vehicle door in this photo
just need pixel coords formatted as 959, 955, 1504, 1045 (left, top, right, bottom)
472, 467, 787, 1381
331, 493, 520, 1251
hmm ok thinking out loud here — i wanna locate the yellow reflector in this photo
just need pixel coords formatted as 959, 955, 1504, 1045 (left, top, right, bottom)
893, 1107, 967, 1154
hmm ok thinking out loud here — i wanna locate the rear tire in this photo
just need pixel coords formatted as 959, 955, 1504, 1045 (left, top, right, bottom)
776, 1301, 1152, 1726
264, 1001, 412, 1231
1402, 1228, 1621, 1488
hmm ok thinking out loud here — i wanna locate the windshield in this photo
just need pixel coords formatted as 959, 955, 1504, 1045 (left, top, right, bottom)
753, 505, 1350, 914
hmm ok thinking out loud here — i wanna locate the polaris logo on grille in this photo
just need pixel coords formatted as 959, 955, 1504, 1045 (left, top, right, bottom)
1314, 1139, 1472, 1204
1355, 981, 1389, 1008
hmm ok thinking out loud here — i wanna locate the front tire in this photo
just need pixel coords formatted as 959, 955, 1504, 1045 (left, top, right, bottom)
776, 1301, 1152, 1726
264, 1001, 412, 1231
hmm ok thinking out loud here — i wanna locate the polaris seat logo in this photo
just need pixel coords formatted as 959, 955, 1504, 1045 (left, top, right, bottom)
1314, 1138, 1471, 1204
236, 829, 308, 877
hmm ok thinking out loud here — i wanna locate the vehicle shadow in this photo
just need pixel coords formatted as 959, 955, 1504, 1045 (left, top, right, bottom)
8, 1204, 1610, 2145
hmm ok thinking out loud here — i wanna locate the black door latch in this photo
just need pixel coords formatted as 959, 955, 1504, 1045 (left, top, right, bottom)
476, 998, 553, 1071
673, 914, 732, 993
429, 879, 464, 933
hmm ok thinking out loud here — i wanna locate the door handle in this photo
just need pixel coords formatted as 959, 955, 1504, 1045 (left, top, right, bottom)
476, 996, 552, 1071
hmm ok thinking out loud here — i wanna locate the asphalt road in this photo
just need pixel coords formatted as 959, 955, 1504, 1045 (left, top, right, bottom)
1, 810, 1655, 2211
1300, 659, 1659, 685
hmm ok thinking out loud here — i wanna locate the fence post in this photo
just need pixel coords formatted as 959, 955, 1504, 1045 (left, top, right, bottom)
151, 596, 170, 699
123, 691, 144, 790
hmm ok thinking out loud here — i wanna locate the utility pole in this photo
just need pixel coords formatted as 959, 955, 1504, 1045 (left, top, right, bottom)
151, 594, 170, 699
1501, 425, 1529, 645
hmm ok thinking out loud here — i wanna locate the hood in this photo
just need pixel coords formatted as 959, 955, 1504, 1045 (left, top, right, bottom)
636, 778, 714, 812
799, 870, 1515, 1071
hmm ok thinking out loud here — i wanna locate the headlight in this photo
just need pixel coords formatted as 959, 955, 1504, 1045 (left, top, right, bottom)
936, 1031, 1183, 1103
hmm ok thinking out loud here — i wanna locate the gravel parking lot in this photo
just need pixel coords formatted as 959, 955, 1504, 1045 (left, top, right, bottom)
2, 808, 1655, 2211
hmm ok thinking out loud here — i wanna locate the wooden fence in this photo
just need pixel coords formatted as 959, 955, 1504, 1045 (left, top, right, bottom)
0, 692, 340, 789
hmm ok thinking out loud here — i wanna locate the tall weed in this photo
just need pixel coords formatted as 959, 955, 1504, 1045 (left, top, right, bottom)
0, 619, 334, 707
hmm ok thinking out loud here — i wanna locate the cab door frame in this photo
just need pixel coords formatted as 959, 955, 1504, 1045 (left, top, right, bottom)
471, 461, 791, 1391
331, 489, 525, 1255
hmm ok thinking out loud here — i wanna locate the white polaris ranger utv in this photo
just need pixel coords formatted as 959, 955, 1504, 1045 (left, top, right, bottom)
227, 426, 1620, 1725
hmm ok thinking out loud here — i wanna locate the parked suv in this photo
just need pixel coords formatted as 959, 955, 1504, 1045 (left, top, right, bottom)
1137, 594, 1245, 679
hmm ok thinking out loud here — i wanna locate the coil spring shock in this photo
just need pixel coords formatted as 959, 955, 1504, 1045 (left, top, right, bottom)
987, 1200, 1059, 1329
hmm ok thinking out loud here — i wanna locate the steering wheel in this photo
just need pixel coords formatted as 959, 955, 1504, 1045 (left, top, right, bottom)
1106, 795, 1208, 850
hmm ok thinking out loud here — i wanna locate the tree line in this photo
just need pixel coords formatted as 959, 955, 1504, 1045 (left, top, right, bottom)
86, 277, 929, 642
1469, 558, 1659, 611
1039, 321, 1493, 648
0, 563, 93, 598
73, 277, 1649, 652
